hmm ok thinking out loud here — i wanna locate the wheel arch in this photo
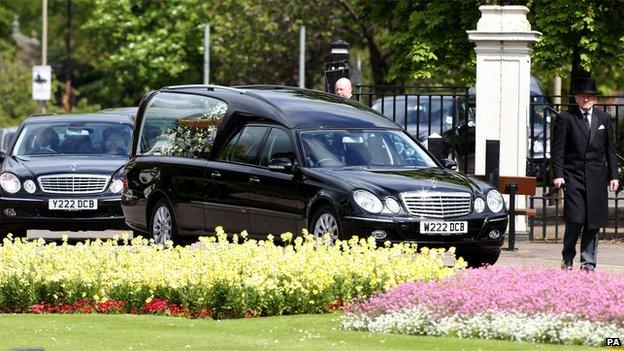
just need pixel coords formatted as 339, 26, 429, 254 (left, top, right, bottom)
145, 189, 175, 228
306, 195, 340, 230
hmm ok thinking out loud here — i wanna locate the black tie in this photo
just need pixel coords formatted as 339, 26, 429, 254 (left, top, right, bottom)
583, 112, 590, 134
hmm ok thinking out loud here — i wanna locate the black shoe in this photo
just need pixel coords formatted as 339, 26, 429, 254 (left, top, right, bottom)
580, 265, 595, 272
561, 260, 573, 270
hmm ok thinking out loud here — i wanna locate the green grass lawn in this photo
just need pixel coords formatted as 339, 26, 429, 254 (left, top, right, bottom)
0, 313, 594, 350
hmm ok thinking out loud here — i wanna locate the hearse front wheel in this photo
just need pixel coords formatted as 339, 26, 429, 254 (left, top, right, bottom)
310, 205, 341, 244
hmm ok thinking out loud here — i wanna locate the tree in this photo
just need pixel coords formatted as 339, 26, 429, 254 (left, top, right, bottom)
530, 0, 624, 94
358, 0, 624, 93
357, 0, 482, 85
0, 49, 39, 125
82, 0, 359, 106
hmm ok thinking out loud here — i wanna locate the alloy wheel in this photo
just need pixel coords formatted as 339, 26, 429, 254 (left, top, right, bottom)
313, 212, 339, 243
152, 205, 172, 245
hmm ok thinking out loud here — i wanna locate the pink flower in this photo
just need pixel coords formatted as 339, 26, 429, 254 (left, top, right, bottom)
346, 267, 624, 325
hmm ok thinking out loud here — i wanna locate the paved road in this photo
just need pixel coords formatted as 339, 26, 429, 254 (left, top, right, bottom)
498, 240, 624, 272
27, 230, 624, 272
28, 229, 132, 241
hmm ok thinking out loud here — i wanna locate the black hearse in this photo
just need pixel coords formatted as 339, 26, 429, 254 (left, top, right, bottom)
122, 85, 508, 265
0, 113, 133, 237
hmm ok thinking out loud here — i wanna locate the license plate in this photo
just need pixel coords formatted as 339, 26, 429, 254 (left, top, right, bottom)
420, 221, 468, 235
48, 199, 98, 210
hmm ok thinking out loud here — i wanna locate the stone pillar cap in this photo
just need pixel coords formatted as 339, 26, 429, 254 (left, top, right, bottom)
475, 5, 533, 32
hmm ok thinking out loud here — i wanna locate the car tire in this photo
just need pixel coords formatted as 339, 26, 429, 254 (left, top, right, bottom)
310, 205, 341, 244
149, 199, 178, 246
459, 249, 501, 268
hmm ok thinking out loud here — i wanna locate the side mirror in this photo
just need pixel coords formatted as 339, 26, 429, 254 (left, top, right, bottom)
441, 158, 457, 170
268, 158, 293, 172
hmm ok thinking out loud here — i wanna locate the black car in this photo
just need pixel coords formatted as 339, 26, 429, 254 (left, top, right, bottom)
372, 78, 552, 178
0, 113, 133, 237
122, 85, 508, 265
371, 95, 475, 173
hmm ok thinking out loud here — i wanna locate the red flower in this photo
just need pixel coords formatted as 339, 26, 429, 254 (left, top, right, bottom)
96, 300, 126, 313
327, 300, 344, 312
243, 309, 260, 318
142, 299, 169, 314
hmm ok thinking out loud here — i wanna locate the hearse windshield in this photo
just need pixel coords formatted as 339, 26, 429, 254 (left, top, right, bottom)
300, 129, 437, 168
13, 122, 133, 157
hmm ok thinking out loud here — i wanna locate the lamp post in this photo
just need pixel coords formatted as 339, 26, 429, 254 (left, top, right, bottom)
324, 40, 350, 94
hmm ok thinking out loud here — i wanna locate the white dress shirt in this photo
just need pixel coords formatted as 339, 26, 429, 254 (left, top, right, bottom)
580, 107, 592, 126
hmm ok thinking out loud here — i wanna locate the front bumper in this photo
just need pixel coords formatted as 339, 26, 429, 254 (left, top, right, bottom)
0, 196, 127, 231
341, 214, 508, 251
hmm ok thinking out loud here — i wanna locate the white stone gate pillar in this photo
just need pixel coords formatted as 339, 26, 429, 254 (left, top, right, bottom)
467, 5, 541, 235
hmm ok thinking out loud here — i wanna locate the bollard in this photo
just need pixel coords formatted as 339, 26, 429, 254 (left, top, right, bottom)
506, 183, 519, 251
427, 133, 443, 162
485, 140, 500, 187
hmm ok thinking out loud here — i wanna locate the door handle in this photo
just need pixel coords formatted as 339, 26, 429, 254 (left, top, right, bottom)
249, 176, 260, 184
210, 171, 221, 179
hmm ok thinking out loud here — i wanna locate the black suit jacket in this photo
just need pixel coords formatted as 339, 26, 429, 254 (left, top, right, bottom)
551, 107, 618, 228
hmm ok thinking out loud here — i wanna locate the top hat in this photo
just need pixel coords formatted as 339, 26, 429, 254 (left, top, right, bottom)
573, 77, 598, 94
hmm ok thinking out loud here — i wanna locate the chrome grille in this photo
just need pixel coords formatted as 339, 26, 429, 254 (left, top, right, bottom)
38, 174, 110, 194
400, 191, 471, 218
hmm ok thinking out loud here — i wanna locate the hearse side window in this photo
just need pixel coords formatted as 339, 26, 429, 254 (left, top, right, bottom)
260, 128, 296, 167
138, 92, 227, 158
218, 126, 269, 165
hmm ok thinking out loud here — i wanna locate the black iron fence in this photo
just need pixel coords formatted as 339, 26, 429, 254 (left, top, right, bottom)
355, 85, 473, 173
355, 85, 624, 240
528, 96, 624, 241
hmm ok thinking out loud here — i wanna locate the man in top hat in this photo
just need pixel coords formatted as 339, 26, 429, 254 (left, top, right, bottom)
551, 77, 619, 270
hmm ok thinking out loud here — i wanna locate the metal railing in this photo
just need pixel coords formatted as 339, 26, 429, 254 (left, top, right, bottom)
355, 85, 473, 173
528, 96, 624, 240
356, 86, 624, 240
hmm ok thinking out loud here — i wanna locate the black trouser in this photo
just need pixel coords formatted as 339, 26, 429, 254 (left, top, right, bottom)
562, 222, 599, 268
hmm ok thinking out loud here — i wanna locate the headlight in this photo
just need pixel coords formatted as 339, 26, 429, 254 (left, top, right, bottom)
487, 189, 504, 213
353, 190, 383, 213
474, 197, 485, 213
384, 197, 401, 213
0, 173, 20, 193
23, 180, 36, 193
109, 179, 123, 193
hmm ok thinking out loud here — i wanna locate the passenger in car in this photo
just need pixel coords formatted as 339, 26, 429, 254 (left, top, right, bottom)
33, 127, 59, 154
102, 127, 128, 155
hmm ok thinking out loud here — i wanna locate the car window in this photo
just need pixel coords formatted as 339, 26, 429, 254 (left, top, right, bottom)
12, 122, 132, 156
300, 129, 437, 168
138, 92, 227, 158
218, 126, 269, 165
260, 128, 296, 167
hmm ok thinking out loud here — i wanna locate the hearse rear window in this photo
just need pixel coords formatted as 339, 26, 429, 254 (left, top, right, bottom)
138, 93, 227, 158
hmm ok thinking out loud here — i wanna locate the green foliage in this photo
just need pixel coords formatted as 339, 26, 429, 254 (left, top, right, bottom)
531, 0, 624, 93
358, 0, 483, 85
82, 0, 356, 106
0, 49, 39, 126
359, 0, 624, 92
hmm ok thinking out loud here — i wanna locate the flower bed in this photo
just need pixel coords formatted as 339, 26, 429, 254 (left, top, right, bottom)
342, 266, 624, 346
0, 228, 462, 319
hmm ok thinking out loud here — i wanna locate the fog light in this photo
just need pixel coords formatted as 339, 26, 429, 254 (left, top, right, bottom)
372, 230, 387, 240
489, 230, 502, 239
3, 208, 16, 217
